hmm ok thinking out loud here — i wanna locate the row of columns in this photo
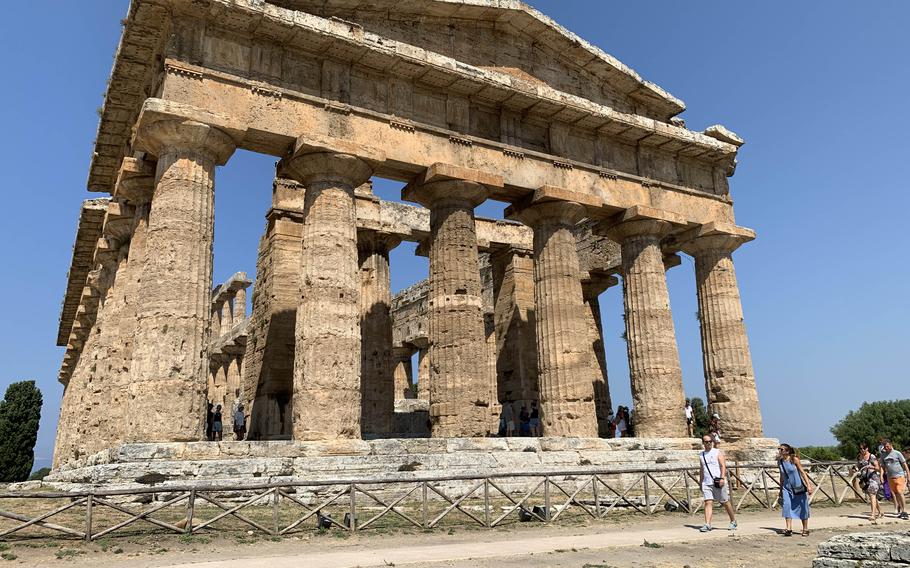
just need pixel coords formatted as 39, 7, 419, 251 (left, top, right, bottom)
73, 116, 759, 449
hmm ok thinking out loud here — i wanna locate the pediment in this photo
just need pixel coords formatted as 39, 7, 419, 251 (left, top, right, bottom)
266, 0, 685, 121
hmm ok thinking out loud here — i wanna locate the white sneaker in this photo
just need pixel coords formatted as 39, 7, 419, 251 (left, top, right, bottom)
699, 524, 712, 532
729, 521, 738, 530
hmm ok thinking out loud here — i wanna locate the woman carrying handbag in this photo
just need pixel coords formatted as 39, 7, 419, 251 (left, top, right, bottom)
778, 443, 813, 536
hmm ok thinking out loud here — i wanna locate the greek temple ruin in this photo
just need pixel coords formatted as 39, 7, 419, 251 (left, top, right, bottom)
49, 0, 772, 483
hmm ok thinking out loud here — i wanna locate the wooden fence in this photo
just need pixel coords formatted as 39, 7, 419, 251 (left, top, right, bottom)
0, 461, 876, 541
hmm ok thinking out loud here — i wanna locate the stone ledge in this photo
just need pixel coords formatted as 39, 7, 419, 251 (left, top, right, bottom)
814, 530, 910, 567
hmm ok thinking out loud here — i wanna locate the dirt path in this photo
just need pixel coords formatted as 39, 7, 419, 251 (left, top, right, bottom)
2, 505, 905, 567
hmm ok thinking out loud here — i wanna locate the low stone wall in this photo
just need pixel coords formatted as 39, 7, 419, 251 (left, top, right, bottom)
33, 437, 777, 496
814, 531, 910, 567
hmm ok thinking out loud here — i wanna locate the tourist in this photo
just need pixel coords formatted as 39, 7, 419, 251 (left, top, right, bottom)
205, 402, 214, 441
500, 401, 515, 437
233, 404, 246, 441
212, 404, 223, 442
605, 407, 616, 438
857, 442, 882, 521
879, 439, 909, 519
709, 413, 721, 443
778, 443, 812, 536
697, 435, 737, 532
519, 406, 531, 436
529, 401, 542, 437
879, 437, 893, 503
685, 399, 694, 437
613, 406, 629, 438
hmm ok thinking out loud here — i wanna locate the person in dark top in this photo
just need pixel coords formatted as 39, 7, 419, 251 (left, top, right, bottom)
529, 401, 542, 436
205, 402, 214, 441
519, 406, 531, 436
212, 404, 223, 441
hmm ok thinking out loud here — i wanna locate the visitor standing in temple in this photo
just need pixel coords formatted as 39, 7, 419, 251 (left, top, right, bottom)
778, 443, 812, 536
613, 406, 629, 438
500, 401, 515, 437
518, 406, 531, 436
205, 402, 214, 441
685, 399, 694, 437
709, 413, 722, 443
233, 404, 247, 441
529, 401, 542, 437
212, 405, 223, 442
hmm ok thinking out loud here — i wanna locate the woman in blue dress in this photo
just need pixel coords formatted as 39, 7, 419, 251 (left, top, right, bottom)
778, 443, 813, 536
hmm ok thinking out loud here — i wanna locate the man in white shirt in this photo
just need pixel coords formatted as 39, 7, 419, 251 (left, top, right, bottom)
698, 436, 737, 532
685, 399, 694, 437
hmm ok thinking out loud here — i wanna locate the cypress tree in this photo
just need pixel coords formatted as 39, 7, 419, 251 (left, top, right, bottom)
0, 380, 43, 482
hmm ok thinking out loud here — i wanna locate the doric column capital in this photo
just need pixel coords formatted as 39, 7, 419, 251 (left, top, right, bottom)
102, 200, 135, 242
582, 274, 619, 299
402, 162, 502, 209
114, 157, 156, 205
677, 222, 755, 255
595, 205, 686, 242
357, 229, 402, 254
279, 151, 373, 189
508, 199, 587, 228
137, 119, 236, 166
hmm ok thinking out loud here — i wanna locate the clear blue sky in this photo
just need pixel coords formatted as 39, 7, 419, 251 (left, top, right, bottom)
1, 1, 908, 470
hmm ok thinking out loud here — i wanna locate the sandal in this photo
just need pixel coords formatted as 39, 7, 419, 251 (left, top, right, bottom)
801, 530, 810, 537
783, 529, 792, 536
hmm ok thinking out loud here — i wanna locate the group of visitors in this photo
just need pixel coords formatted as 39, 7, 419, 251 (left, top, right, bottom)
205, 401, 247, 441
683, 398, 722, 442
856, 438, 909, 521
497, 401, 541, 437
698, 437, 812, 535
698, 436, 909, 536
608, 406, 632, 438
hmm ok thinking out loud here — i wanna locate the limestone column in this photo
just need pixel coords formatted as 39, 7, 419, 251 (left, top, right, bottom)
512, 201, 598, 437
582, 276, 618, 438
281, 151, 373, 440
127, 119, 236, 442
599, 206, 687, 438
358, 230, 401, 436
234, 286, 247, 319
220, 296, 233, 336
681, 223, 762, 438
417, 347, 430, 400
112, 158, 155, 447
490, 247, 538, 407
403, 165, 502, 437
226, 355, 242, 429
392, 347, 414, 401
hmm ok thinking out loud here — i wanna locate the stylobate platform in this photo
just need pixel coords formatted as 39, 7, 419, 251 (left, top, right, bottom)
29, 437, 779, 494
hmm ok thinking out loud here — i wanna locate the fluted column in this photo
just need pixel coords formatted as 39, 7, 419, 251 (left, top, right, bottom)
490, 247, 538, 407
220, 297, 233, 336
600, 207, 687, 438
682, 224, 762, 438
281, 151, 372, 440
513, 201, 598, 437
583, 276, 618, 438
403, 166, 501, 437
234, 287, 247, 319
417, 347, 430, 400
111, 159, 155, 450
392, 347, 414, 400
226, 355, 242, 428
127, 119, 236, 442
358, 230, 401, 436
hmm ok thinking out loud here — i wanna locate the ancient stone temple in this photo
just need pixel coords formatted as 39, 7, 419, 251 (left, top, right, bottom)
49, 0, 771, 484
